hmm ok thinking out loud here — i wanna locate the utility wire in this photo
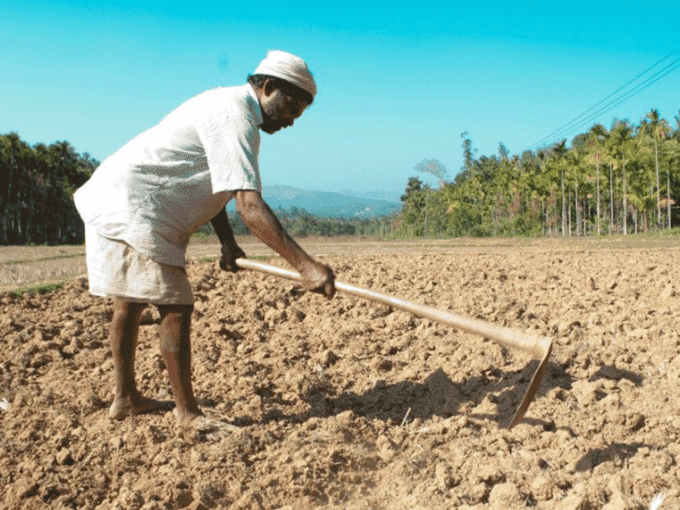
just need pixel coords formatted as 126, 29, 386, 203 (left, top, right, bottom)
560, 58, 680, 137
540, 56, 680, 144
532, 50, 677, 147
529, 50, 678, 150
536, 56, 680, 145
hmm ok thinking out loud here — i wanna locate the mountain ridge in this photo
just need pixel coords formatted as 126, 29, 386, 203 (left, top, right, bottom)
227, 185, 401, 218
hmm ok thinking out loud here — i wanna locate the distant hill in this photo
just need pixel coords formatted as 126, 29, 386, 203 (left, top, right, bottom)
228, 185, 401, 218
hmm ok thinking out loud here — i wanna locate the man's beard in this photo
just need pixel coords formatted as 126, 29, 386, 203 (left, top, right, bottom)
260, 102, 287, 134
260, 118, 283, 134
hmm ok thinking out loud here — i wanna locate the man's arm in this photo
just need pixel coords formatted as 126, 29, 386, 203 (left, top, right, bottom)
210, 207, 245, 272
235, 190, 335, 296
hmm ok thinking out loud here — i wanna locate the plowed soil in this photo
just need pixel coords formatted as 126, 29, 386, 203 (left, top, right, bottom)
1, 236, 680, 510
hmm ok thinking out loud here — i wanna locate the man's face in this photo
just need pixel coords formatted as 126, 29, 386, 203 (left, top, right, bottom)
260, 88, 309, 135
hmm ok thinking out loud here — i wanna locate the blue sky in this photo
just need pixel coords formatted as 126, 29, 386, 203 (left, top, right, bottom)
2, 0, 679, 201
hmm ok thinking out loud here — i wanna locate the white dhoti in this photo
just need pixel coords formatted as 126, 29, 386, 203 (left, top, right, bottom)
85, 225, 194, 305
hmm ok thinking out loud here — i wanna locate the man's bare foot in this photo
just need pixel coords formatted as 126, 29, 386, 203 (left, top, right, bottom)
172, 407, 204, 426
174, 409, 237, 439
109, 396, 174, 420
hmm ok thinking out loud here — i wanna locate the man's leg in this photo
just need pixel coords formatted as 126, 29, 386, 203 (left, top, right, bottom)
157, 304, 202, 424
108, 298, 172, 419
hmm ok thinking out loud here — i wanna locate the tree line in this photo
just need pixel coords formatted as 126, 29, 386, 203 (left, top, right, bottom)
398, 109, 680, 237
1, 132, 389, 245
1, 133, 98, 245
5, 106, 679, 247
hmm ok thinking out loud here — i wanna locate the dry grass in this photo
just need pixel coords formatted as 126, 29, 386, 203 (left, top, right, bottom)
0, 237, 268, 292
0, 254, 87, 291
0, 245, 86, 264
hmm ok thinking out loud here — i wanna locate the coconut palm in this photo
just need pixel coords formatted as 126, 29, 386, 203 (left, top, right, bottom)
564, 149, 587, 235
587, 124, 608, 235
642, 109, 671, 228
665, 138, 680, 228
548, 140, 569, 235
630, 125, 659, 232
609, 121, 636, 235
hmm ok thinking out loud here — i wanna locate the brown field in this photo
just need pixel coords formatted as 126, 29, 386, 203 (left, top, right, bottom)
3, 234, 679, 292
1, 235, 680, 509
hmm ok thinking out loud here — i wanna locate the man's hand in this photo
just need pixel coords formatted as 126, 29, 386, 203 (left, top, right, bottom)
210, 207, 246, 273
299, 261, 336, 298
219, 243, 246, 273
234, 190, 335, 297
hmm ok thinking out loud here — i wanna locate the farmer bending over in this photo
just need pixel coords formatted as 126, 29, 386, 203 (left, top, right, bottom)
74, 50, 335, 425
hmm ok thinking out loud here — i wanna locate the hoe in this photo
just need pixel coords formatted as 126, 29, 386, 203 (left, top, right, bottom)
236, 258, 553, 428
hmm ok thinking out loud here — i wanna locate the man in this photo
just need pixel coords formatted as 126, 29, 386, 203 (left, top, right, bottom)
74, 50, 335, 426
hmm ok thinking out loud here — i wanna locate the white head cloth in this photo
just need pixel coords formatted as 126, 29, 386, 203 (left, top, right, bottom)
254, 50, 317, 98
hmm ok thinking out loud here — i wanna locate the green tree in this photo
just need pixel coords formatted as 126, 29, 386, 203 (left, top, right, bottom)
549, 140, 568, 235
414, 159, 448, 237
642, 109, 671, 228
587, 124, 608, 235
457, 131, 477, 184
608, 121, 636, 235
400, 177, 423, 203
0, 133, 96, 245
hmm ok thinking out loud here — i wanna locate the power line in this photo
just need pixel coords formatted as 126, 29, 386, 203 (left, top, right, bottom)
529, 50, 679, 150
560, 58, 680, 137
531, 50, 677, 147
536, 56, 680, 145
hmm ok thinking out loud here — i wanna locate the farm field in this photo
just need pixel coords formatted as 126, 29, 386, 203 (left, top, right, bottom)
1, 235, 680, 509
2, 235, 678, 292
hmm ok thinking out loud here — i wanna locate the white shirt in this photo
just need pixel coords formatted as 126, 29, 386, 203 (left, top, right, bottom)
74, 84, 264, 268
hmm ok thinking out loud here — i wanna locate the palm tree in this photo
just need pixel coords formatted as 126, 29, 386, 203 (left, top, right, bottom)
631, 125, 659, 232
665, 138, 680, 228
642, 109, 671, 228
550, 140, 568, 235
587, 124, 608, 235
565, 149, 585, 236
608, 153, 615, 234
609, 121, 635, 235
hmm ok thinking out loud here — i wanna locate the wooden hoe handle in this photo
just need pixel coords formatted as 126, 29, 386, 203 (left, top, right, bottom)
235, 258, 552, 428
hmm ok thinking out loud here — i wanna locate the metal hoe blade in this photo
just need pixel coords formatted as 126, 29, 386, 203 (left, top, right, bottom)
236, 258, 553, 428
